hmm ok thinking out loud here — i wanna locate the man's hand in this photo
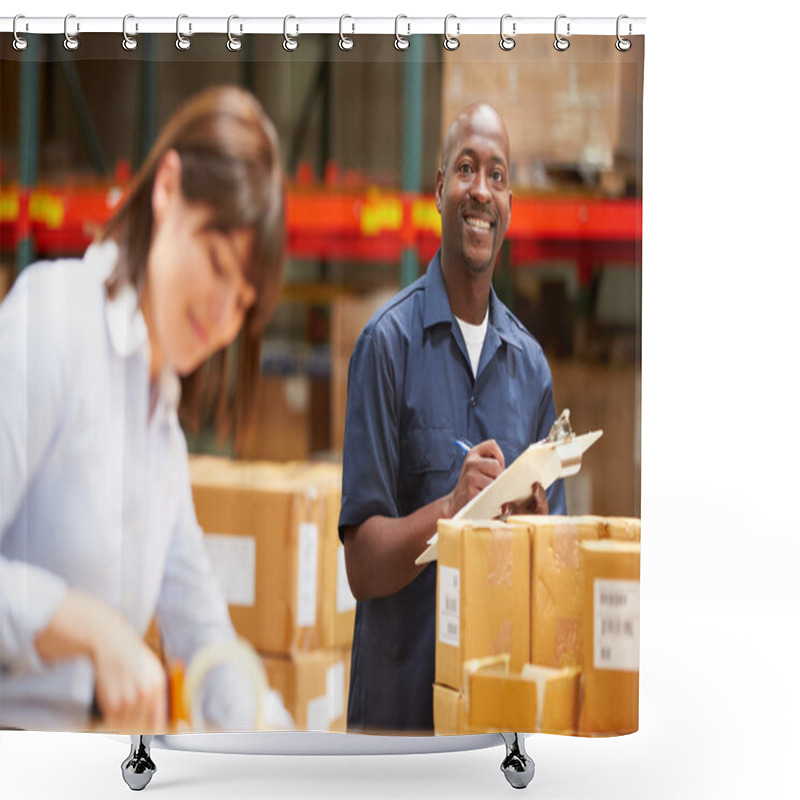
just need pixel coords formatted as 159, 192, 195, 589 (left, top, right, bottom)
500, 481, 549, 517
446, 439, 505, 517
35, 590, 168, 732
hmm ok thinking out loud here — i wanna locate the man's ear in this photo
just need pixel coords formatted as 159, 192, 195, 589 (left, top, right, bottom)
151, 149, 182, 225
434, 167, 444, 215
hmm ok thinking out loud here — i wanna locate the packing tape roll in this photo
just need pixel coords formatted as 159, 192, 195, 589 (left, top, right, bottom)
183, 636, 267, 730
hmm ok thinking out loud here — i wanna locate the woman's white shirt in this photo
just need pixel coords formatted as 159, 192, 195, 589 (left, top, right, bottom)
0, 242, 238, 730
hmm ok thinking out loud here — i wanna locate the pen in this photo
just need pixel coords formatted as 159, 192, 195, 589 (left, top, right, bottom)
455, 438, 474, 454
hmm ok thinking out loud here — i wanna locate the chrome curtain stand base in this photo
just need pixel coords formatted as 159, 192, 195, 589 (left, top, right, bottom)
500, 732, 535, 789
121, 735, 156, 791
120, 732, 534, 790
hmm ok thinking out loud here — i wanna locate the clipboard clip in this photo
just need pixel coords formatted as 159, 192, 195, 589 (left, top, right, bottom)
545, 408, 574, 443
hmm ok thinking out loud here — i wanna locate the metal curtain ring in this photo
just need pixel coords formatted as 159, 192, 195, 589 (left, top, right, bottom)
227, 15, 242, 51
12, 15, 28, 51
499, 14, 515, 51
122, 14, 138, 51
176, 14, 191, 50
394, 15, 410, 51
339, 15, 354, 50
283, 15, 298, 51
443, 14, 460, 51
554, 14, 570, 51
616, 14, 632, 51
64, 13, 79, 51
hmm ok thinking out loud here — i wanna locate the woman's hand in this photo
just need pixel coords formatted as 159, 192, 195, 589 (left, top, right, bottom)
35, 590, 168, 732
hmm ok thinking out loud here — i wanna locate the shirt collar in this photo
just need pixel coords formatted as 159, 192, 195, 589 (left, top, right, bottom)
422, 249, 524, 351
93, 241, 182, 414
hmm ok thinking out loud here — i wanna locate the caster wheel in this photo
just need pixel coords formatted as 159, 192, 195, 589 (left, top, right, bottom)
121, 737, 156, 791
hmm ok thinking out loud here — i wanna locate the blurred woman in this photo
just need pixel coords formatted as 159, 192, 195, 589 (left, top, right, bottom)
1, 86, 286, 732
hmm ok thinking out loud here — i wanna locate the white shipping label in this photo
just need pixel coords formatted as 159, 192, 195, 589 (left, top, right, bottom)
327, 660, 346, 720
336, 546, 357, 613
593, 579, 640, 671
203, 534, 256, 607
438, 566, 460, 647
297, 523, 319, 627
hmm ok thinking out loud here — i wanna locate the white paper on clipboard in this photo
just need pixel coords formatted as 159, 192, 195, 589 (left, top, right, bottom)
415, 429, 603, 565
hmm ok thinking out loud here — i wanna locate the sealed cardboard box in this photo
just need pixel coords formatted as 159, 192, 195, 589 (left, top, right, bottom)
262, 648, 350, 732
464, 656, 536, 733
519, 664, 581, 735
317, 483, 356, 649
578, 540, 640, 735
463, 659, 580, 735
190, 457, 324, 655
510, 515, 604, 669
282, 462, 356, 649
436, 520, 530, 691
603, 517, 641, 542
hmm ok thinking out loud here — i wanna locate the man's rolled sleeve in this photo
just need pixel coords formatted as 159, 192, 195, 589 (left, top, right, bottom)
339, 327, 401, 540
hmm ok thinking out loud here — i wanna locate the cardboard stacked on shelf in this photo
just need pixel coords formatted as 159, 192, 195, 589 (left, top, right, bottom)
187, 455, 356, 731
432, 515, 641, 737
441, 36, 643, 185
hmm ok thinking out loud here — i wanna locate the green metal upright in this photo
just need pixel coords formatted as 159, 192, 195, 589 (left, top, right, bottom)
400, 37, 424, 288
137, 35, 158, 169
16, 35, 41, 273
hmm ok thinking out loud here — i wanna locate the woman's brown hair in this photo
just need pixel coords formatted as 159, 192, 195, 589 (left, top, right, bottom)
101, 85, 285, 437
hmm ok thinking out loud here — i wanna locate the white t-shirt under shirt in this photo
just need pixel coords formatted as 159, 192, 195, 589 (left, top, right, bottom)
455, 308, 489, 378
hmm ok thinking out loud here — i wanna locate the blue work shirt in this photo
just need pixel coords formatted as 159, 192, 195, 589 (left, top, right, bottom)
339, 251, 566, 732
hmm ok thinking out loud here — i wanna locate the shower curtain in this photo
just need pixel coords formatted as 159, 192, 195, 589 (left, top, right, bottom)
0, 22, 643, 740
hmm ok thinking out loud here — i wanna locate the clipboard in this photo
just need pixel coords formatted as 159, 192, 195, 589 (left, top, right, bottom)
415, 428, 603, 565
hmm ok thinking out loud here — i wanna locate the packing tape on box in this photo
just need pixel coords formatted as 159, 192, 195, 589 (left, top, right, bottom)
487, 527, 514, 587
183, 636, 267, 730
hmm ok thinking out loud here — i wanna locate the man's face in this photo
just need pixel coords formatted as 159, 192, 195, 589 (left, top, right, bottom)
435, 108, 512, 276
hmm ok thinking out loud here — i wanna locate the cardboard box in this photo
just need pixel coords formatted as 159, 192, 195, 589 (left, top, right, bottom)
459, 658, 580, 735
549, 361, 641, 517
330, 290, 397, 453
519, 664, 581, 735
277, 461, 355, 649
234, 375, 311, 462
603, 517, 641, 542
319, 486, 357, 648
190, 457, 324, 655
578, 540, 640, 735
436, 519, 530, 691
0, 266, 12, 302
510, 515, 605, 669
262, 648, 350, 732
433, 683, 468, 735
441, 36, 643, 180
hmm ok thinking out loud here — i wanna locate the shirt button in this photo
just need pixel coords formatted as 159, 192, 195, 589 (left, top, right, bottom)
470, 396, 476, 407
422, 454, 431, 468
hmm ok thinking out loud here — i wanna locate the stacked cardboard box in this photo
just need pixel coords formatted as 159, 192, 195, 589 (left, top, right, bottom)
187, 455, 356, 732
433, 516, 640, 737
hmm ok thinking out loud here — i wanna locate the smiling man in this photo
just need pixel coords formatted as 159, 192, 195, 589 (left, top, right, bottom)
338, 103, 566, 733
